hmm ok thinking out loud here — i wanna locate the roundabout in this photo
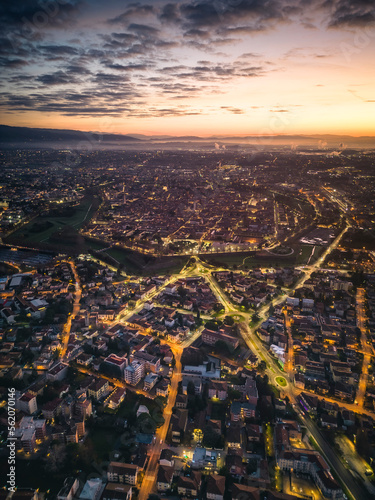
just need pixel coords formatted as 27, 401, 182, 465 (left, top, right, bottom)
275, 376, 287, 387
266, 246, 294, 257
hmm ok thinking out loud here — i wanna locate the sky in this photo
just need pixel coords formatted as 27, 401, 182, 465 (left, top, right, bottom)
0, 0, 375, 137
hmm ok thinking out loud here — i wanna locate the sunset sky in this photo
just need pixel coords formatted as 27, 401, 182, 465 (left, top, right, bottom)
1, 0, 375, 136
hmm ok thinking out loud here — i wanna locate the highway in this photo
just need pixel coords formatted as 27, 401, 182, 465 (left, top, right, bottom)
284, 310, 294, 378
138, 346, 182, 500
297, 407, 368, 500
356, 288, 372, 408
61, 260, 82, 359
60, 219, 370, 499
196, 222, 371, 500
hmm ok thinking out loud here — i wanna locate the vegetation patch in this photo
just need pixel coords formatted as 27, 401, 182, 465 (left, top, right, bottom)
276, 376, 287, 387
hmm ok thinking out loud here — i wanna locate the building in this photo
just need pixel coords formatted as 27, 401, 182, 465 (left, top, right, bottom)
17, 392, 37, 415
275, 421, 343, 499
175, 394, 188, 408
101, 483, 132, 500
75, 392, 93, 418
232, 484, 260, 500
182, 374, 202, 395
177, 472, 201, 498
57, 477, 80, 500
206, 475, 225, 500
159, 448, 175, 467
47, 362, 69, 382
226, 426, 242, 448
21, 427, 36, 454
208, 381, 228, 400
87, 379, 109, 400
143, 373, 159, 391
103, 354, 128, 377
201, 328, 239, 349
107, 463, 139, 485
155, 378, 170, 397
125, 361, 144, 386
79, 478, 104, 500
230, 401, 256, 421
42, 398, 63, 419
170, 409, 188, 444
157, 465, 174, 492
132, 351, 160, 373
104, 388, 126, 410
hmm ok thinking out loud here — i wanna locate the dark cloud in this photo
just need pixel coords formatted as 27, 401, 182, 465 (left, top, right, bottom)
66, 64, 91, 75
327, 0, 375, 27
162, 60, 264, 81
1, 0, 374, 123
38, 44, 79, 55
127, 23, 160, 36
0, 1, 83, 36
108, 4, 155, 25
36, 71, 76, 85
104, 62, 151, 71
93, 72, 129, 84
180, 0, 285, 29
221, 106, 245, 114
159, 3, 181, 24
183, 28, 211, 38
0, 57, 28, 68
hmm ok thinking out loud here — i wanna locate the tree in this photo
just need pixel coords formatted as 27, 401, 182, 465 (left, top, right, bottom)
44, 443, 67, 473
356, 429, 372, 461
206, 320, 220, 331
213, 303, 225, 313
202, 426, 224, 449
187, 380, 195, 396
178, 285, 187, 300
258, 360, 267, 372
214, 340, 231, 356
246, 458, 258, 474
228, 388, 242, 400
252, 313, 260, 323
224, 316, 235, 326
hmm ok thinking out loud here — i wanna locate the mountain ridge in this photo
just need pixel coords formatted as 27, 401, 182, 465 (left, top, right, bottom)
1, 124, 375, 146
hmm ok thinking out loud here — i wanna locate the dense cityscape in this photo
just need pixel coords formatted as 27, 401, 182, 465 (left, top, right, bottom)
1, 0, 375, 499
0, 144, 374, 500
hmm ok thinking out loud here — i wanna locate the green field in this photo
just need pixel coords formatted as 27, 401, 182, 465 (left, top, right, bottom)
8, 197, 98, 246
276, 376, 287, 387
90, 428, 119, 460
200, 252, 256, 268
295, 245, 324, 265
296, 245, 314, 265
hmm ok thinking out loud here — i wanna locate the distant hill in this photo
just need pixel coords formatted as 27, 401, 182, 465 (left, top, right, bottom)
0, 125, 142, 143
0, 124, 374, 148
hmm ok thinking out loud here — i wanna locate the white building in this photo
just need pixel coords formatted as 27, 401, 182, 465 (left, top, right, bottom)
125, 361, 145, 386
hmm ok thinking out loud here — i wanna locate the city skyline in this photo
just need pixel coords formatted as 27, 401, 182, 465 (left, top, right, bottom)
1, 0, 375, 137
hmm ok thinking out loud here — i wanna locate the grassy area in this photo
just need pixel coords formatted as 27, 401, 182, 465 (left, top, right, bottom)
2, 458, 62, 496
264, 423, 275, 457
270, 385, 281, 398
142, 256, 189, 276
295, 245, 314, 265
85, 239, 108, 251
276, 376, 287, 387
90, 428, 119, 461
210, 401, 227, 422
200, 252, 255, 268
104, 248, 143, 274
116, 392, 140, 419
7, 197, 98, 247
228, 313, 245, 322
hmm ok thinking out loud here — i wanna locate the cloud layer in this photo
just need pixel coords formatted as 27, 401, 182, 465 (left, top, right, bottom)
0, 0, 374, 133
